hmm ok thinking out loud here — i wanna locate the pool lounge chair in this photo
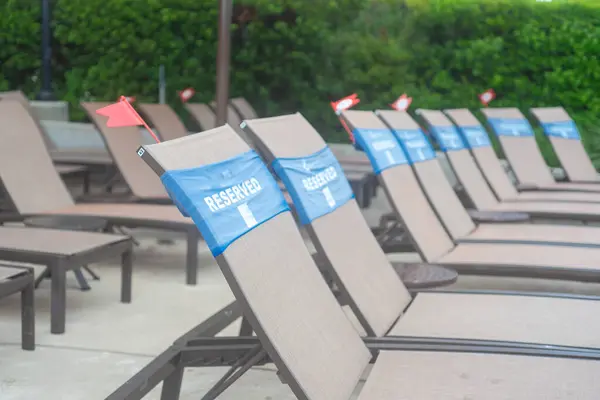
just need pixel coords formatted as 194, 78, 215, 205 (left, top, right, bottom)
370, 109, 600, 249
82, 102, 174, 204
481, 107, 600, 192
530, 106, 600, 183
107, 123, 600, 400
0, 264, 34, 349
422, 108, 600, 204
0, 100, 203, 285
137, 103, 188, 142
387, 108, 600, 221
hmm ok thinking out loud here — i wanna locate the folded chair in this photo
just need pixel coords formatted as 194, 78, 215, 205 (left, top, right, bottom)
372, 109, 600, 248
531, 106, 599, 183
422, 108, 600, 204
481, 107, 600, 192
137, 103, 188, 142
82, 102, 174, 204
108, 123, 600, 400
0, 100, 203, 285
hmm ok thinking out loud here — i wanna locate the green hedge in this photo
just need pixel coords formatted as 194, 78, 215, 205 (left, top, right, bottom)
2, 0, 600, 165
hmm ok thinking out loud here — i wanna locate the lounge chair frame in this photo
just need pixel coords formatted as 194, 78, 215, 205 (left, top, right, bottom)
0, 264, 35, 350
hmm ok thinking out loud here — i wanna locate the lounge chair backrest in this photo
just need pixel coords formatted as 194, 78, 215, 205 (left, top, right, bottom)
531, 106, 597, 182
184, 103, 217, 131
375, 109, 476, 239
230, 97, 259, 119
142, 125, 371, 400
243, 113, 411, 338
0, 101, 75, 212
0, 90, 55, 150
81, 102, 168, 199
210, 101, 253, 144
137, 103, 187, 142
415, 109, 500, 210
444, 108, 519, 201
481, 107, 554, 185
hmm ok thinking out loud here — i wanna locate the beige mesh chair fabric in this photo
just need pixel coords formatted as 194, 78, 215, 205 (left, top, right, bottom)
81, 102, 170, 200
184, 103, 217, 131
421, 108, 600, 206
238, 112, 600, 365
0, 100, 193, 225
137, 103, 188, 142
334, 109, 600, 281
403, 109, 600, 247
531, 106, 599, 183
141, 125, 371, 400
482, 107, 600, 193
374, 110, 478, 239
230, 97, 259, 119
242, 114, 411, 337
145, 127, 600, 400
0, 91, 110, 169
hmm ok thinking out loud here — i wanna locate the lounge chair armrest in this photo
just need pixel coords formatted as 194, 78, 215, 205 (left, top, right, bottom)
467, 209, 530, 223
516, 183, 539, 191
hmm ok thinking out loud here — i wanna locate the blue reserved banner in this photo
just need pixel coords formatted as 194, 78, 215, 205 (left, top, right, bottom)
429, 125, 466, 151
392, 129, 436, 163
458, 125, 491, 148
161, 150, 290, 257
488, 118, 534, 137
352, 128, 409, 173
272, 147, 354, 225
542, 121, 580, 140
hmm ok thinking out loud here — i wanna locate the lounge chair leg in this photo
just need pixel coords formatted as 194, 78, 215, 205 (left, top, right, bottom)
121, 247, 133, 303
50, 262, 67, 334
239, 317, 253, 336
72, 268, 91, 291
159, 362, 184, 400
34, 268, 50, 288
21, 276, 35, 350
201, 346, 267, 400
83, 265, 100, 280
185, 229, 199, 285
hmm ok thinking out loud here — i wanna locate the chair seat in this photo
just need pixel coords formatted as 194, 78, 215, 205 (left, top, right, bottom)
0, 226, 129, 256
391, 292, 600, 349
358, 350, 600, 399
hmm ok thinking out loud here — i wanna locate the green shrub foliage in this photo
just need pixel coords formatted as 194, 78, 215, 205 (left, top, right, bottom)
2, 0, 600, 164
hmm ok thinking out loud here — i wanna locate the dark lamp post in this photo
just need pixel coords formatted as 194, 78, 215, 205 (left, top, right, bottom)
37, 0, 55, 101
215, 0, 233, 125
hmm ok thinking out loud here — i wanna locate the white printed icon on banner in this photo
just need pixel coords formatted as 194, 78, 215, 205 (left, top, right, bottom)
322, 187, 336, 208
238, 204, 257, 228
384, 150, 395, 164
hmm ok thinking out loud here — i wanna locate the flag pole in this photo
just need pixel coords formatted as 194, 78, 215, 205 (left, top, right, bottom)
119, 96, 161, 143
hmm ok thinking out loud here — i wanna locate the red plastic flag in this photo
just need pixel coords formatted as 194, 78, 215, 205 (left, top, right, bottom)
116, 96, 136, 103
96, 96, 161, 143
479, 89, 496, 107
390, 94, 412, 111
178, 87, 195, 103
330, 93, 360, 115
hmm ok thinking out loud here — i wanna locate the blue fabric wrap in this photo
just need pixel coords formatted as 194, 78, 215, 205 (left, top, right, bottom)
161, 150, 290, 257
392, 128, 436, 163
429, 125, 467, 151
352, 128, 409, 173
488, 118, 534, 137
272, 147, 354, 225
542, 121, 580, 140
458, 125, 491, 148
